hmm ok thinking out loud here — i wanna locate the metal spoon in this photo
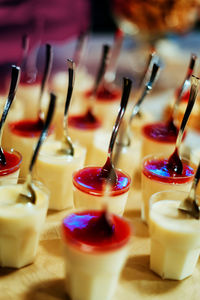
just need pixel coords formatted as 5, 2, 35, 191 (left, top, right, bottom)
117, 63, 160, 147
73, 30, 88, 67
0, 65, 21, 165
170, 53, 197, 124
178, 161, 200, 219
167, 75, 200, 174
104, 29, 124, 84
100, 77, 132, 185
18, 34, 29, 67
17, 93, 56, 204
38, 44, 53, 121
58, 59, 75, 156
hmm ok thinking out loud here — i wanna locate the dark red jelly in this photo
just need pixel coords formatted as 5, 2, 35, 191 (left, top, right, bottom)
73, 167, 131, 196
9, 119, 44, 138
175, 87, 190, 103
142, 122, 179, 143
62, 210, 131, 252
0, 150, 21, 176
143, 158, 194, 184
85, 85, 121, 102
68, 110, 102, 130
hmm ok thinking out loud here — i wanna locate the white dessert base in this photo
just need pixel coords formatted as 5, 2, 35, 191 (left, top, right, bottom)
150, 199, 200, 280
33, 140, 86, 210
73, 186, 129, 216
0, 182, 49, 268
63, 241, 129, 300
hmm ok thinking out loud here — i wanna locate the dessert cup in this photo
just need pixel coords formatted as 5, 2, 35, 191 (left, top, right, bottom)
62, 210, 131, 300
0, 178, 49, 268
67, 114, 102, 164
33, 140, 86, 210
141, 122, 179, 159
2, 119, 52, 178
0, 149, 22, 184
142, 154, 194, 224
73, 166, 131, 215
149, 190, 200, 280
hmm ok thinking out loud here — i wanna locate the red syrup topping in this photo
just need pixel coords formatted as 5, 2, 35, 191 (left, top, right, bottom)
143, 157, 194, 184
9, 118, 44, 138
62, 210, 131, 252
142, 122, 179, 143
0, 151, 21, 176
73, 166, 131, 196
68, 110, 102, 130
85, 86, 121, 102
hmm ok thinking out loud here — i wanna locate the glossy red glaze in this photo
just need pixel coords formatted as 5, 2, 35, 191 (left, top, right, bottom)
143, 158, 194, 184
9, 118, 44, 138
176, 88, 190, 103
0, 150, 21, 176
142, 122, 179, 143
68, 110, 101, 130
62, 210, 131, 252
85, 86, 121, 102
73, 166, 131, 196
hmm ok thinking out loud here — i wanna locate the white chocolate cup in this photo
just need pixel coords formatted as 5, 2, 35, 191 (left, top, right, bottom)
149, 190, 200, 280
33, 140, 86, 210
0, 179, 49, 268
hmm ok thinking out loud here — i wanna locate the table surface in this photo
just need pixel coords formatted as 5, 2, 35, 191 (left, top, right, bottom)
0, 185, 200, 300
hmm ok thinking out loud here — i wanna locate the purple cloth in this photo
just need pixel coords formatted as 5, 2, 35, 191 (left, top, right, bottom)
0, 0, 90, 63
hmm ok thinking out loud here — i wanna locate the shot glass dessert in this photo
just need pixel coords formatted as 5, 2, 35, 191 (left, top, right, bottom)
0, 149, 22, 184
0, 178, 49, 268
62, 209, 131, 300
67, 111, 102, 164
2, 118, 52, 177
149, 190, 200, 280
141, 154, 194, 223
141, 121, 179, 159
33, 139, 86, 210
73, 166, 131, 215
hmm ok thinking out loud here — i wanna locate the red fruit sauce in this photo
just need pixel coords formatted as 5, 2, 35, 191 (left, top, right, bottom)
73, 167, 131, 196
85, 86, 121, 102
176, 88, 190, 103
142, 122, 178, 143
9, 119, 44, 138
62, 210, 131, 252
0, 151, 21, 176
143, 158, 194, 184
68, 110, 101, 130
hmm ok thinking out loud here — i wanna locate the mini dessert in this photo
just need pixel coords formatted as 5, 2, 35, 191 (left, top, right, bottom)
83, 85, 121, 129
67, 110, 102, 164
142, 154, 194, 223
33, 139, 86, 210
62, 210, 131, 300
2, 118, 51, 177
149, 190, 200, 280
141, 121, 179, 158
0, 150, 22, 183
0, 179, 49, 268
73, 166, 131, 215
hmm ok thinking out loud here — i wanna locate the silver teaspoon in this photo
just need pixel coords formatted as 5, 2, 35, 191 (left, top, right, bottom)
0, 65, 21, 165
17, 93, 56, 204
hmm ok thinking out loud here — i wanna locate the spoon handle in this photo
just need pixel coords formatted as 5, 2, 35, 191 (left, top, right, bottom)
39, 44, 53, 105
104, 29, 123, 83
64, 59, 75, 120
0, 65, 21, 139
92, 44, 110, 96
175, 75, 200, 149
73, 30, 88, 66
138, 49, 157, 89
130, 63, 160, 122
29, 93, 56, 173
108, 77, 132, 159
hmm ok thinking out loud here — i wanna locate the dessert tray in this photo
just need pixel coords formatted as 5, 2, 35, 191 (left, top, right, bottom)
1, 186, 200, 300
